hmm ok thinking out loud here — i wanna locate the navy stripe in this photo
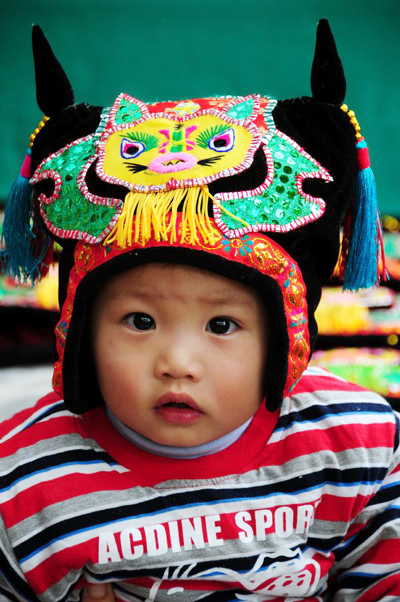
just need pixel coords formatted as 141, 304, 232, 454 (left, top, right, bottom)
394, 413, 400, 451
0, 449, 117, 492
15, 465, 386, 562
305, 535, 344, 553
0, 585, 20, 601
276, 401, 393, 432
0, 548, 38, 601
21, 401, 66, 431
335, 506, 400, 561
338, 570, 394, 590
366, 483, 400, 507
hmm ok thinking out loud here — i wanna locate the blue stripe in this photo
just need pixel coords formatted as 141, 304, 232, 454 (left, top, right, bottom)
0, 460, 117, 493
21, 400, 66, 431
275, 409, 393, 433
343, 570, 390, 578
335, 506, 400, 559
381, 481, 400, 491
19, 478, 381, 564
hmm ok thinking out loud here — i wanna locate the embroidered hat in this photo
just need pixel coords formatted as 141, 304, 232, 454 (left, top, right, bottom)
2, 20, 385, 413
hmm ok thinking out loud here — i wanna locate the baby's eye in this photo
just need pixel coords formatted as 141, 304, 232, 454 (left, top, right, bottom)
207, 317, 238, 335
121, 138, 146, 159
124, 312, 155, 331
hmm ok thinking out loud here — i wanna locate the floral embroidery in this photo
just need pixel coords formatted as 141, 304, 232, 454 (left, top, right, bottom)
222, 235, 253, 257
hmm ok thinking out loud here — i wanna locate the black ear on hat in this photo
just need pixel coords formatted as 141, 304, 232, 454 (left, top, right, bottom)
311, 19, 346, 105
32, 25, 75, 116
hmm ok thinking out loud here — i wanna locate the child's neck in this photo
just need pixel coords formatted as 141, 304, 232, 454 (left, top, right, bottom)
106, 407, 253, 459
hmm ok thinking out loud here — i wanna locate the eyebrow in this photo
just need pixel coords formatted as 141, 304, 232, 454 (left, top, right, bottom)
110, 289, 247, 307
199, 293, 246, 307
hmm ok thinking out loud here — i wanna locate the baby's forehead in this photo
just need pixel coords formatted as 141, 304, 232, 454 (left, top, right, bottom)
114, 261, 214, 282
96, 261, 262, 308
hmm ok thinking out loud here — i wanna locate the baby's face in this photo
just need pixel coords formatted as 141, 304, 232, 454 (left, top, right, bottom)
91, 263, 268, 447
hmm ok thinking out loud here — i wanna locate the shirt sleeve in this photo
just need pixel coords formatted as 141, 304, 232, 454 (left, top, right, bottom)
0, 512, 39, 602
330, 410, 400, 601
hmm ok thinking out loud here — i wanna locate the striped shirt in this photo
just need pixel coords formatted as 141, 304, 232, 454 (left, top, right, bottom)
0, 367, 399, 601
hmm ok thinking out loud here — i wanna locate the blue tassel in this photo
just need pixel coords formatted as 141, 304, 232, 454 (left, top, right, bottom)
2, 150, 51, 284
343, 140, 384, 291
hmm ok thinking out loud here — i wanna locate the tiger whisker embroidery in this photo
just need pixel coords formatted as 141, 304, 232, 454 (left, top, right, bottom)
198, 156, 223, 167
123, 162, 148, 173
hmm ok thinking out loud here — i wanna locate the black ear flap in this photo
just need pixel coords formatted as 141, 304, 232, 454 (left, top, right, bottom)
32, 25, 75, 116
311, 19, 346, 105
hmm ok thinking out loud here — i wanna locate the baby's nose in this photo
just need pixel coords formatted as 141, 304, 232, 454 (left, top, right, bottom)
155, 336, 201, 381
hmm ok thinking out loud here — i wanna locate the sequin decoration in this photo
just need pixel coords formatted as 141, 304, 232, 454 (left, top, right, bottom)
226, 97, 255, 120
114, 97, 143, 125
31, 136, 121, 242
214, 131, 332, 238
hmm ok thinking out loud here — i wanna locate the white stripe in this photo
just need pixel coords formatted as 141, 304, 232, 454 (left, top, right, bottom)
18, 478, 393, 572
280, 390, 390, 424
19, 492, 322, 571
0, 402, 67, 444
0, 538, 30, 602
303, 366, 343, 379
336, 519, 400, 563
269, 412, 395, 444
352, 562, 400, 575
0, 442, 111, 477
380, 469, 400, 488
0, 462, 128, 504
290, 390, 389, 412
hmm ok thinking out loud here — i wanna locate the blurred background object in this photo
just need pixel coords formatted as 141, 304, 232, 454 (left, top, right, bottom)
312, 222, 400, 410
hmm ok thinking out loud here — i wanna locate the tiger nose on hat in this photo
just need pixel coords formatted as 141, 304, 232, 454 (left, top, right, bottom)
148, 152, 198, 173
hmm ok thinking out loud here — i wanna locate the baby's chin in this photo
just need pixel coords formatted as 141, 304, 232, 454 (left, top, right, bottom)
146, 428, 217, 449
142, 420, 234, 449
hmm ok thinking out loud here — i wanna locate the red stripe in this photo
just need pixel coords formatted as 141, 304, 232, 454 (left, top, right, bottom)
276, 422, 395, 460
315, 494, 374, 525
25, 537, 99, 594
358, 573, 400, 601
0, 392, 60, 441
0, 411, 80, 459
358, 538, 400, 565
1, 468, 133, 526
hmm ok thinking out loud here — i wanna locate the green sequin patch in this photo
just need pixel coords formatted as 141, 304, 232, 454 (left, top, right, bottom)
226, 98, 255, 120
219, 134, 327, 232
115, 98, 143, 125
38, 138, 118, 239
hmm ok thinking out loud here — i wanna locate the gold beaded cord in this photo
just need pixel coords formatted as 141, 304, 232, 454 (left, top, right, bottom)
340, 104, 362, 140
29, 115, 50, 148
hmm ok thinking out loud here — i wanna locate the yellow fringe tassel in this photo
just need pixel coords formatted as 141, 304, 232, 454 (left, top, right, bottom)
105, 186, 251, 248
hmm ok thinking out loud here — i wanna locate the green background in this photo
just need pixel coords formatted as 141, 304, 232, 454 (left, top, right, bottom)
1, 0, 399, 214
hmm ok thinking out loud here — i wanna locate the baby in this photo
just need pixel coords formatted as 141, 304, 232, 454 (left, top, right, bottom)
1, 19, 399, 602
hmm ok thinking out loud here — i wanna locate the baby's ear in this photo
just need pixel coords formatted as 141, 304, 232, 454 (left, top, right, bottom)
311, 18, 346, 105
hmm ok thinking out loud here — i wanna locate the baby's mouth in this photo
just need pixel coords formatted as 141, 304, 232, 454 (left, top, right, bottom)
154, 393, 203, 425
162, 401, 193, 408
